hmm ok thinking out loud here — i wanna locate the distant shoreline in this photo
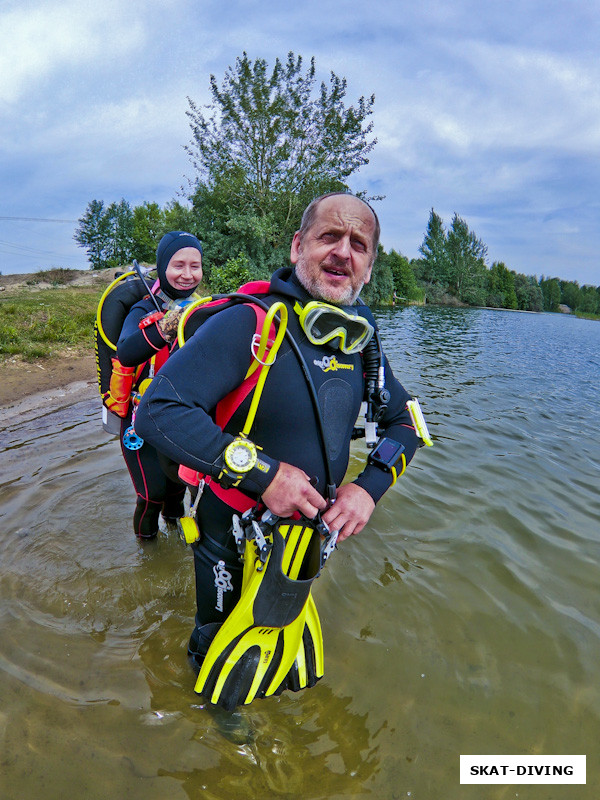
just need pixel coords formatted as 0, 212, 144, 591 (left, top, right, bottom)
0, 272, 596, 417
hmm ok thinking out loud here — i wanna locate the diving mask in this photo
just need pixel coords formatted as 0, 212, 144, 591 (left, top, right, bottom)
298, 301, 374, 355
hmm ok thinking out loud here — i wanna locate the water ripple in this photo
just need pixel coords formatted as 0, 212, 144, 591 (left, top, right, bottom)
1, 310, 600, 798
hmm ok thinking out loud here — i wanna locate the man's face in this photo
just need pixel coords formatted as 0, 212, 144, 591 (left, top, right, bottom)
290, 195, 376, 305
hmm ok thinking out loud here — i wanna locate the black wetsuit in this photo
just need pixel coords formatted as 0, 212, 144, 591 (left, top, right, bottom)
116, 295, 185, 538
135, 267, 420, 654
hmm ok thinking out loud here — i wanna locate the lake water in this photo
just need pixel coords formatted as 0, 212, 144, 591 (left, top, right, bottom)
1, 307, 599, 799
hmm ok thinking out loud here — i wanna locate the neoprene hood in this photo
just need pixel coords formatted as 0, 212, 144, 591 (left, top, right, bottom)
156, 231, 203, 299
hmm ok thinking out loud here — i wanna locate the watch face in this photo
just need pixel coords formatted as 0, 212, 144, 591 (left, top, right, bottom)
225, 441, 256, 472
373, 439, 402, 463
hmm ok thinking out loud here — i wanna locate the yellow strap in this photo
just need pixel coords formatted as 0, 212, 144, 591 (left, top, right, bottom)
241, 302, 288, 436
389, 454, 406, 487
398, 452, 406, 477
176, 295, 288, 442
177, 295, 279, 380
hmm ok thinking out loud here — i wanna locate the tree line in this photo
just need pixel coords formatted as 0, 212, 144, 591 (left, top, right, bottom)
74, 51, 599, 316
74, 198, 199, 270
407, 208, 600, 315
75, 194, 599, 316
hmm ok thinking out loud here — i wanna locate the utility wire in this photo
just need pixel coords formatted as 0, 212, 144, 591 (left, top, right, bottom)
0, 239, 78, 257
0, 216, 78, 223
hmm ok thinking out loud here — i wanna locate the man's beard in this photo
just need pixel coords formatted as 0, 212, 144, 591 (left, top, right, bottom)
295, 257, 363, 306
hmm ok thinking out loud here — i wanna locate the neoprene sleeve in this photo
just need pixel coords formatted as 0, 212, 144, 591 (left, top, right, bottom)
117, 297, 167, 367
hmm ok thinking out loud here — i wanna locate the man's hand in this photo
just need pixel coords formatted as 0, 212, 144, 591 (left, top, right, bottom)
322, 483, 375, 542
262, 462, 327, 519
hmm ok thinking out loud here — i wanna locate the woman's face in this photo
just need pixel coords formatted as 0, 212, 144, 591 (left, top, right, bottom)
165, 247, 203, 292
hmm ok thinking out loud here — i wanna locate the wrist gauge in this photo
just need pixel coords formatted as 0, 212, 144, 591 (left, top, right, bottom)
367, 437, 405, 472
219, 437, 258, 487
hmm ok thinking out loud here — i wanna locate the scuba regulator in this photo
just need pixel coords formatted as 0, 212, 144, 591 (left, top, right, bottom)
351, 327, 390, 448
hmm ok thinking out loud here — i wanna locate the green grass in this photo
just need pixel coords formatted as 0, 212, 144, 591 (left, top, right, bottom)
0, 286, 103, 361
574, 310, 600, 321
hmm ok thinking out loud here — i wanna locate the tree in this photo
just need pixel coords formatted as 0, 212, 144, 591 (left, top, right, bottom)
75, 198, 137, 269
446, 213, 488, 303
514, 273, 543, 311
361, 245, 394, 306
539, 277, 561, 312
560, 280, 582, 311
209, 252, 253, 293
75, 198, 207, 271
384, 248, 421, 301
184, 51, 377, 273
417, 209, 449, 285
106, 199, 135, 268
132, 202, 165, 263
73, 199, 111, 270
579, 285, 600, 315
163, 201, 202, 239
487, 261, 518, 309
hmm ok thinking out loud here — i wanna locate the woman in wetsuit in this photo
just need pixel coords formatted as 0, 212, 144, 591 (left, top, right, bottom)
116, 231, 203, 539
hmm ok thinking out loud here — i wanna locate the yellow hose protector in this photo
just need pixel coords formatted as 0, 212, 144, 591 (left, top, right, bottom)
177, 296, 214, 349
95, 270, 137, 351
177, 295, 288, 436
406, 399, 433, 446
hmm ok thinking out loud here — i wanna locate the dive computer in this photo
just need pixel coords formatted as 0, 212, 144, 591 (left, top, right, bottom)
367, 437, 405, 473
218, 437, 258, 488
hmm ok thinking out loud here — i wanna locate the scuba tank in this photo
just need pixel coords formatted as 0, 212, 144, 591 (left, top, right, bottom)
95, 271, 148, 433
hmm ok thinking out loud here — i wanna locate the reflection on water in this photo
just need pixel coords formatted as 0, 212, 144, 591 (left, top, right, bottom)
1, 308, 600, 799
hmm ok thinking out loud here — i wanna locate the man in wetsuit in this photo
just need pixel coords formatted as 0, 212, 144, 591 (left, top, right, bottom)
135, 193, 422, 662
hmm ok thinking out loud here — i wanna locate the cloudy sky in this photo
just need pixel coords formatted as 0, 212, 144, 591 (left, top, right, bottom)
1, 0, 598, 286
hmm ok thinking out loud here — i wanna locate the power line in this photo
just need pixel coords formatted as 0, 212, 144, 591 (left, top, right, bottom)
0, 216, 78, 223
0, 238, 78, 257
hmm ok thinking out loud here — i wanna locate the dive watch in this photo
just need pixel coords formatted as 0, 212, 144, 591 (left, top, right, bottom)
218, 437, 258, 488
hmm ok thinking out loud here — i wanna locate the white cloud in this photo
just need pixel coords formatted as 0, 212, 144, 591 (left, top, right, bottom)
455, 41, 600, 152
1, 0, 599, 284
361, 35, 600, 169
0, 0, 150, 104
5, 88, 196, 210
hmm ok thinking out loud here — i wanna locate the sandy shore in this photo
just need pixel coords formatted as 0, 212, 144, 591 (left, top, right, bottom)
0, 269, 108, 424
0, 353, 98, 425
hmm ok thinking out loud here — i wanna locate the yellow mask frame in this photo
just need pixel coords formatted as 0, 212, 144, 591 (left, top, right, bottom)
297, 301, 374, 355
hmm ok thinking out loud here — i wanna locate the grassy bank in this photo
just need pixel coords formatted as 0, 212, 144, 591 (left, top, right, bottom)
574, 310, 600, 321
0, 283, 105, 362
